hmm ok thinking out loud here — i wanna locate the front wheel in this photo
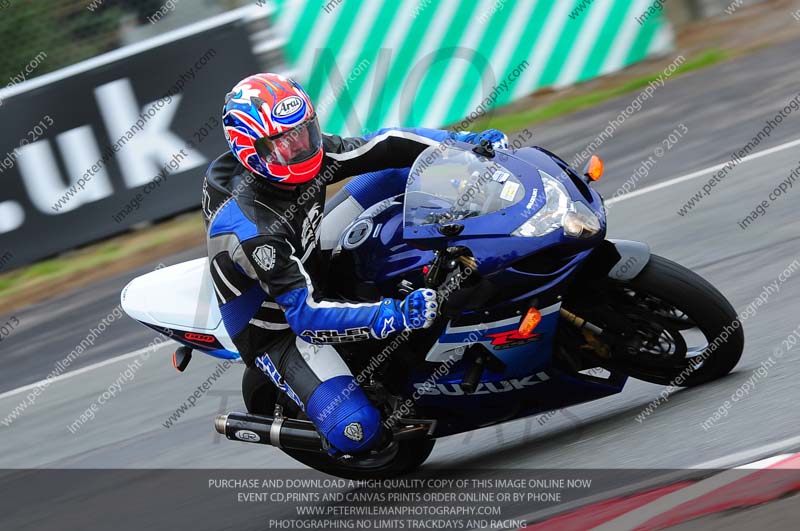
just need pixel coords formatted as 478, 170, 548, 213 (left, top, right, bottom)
595, 254, 744, 386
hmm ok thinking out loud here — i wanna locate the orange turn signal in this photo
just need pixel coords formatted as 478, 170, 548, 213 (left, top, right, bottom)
518, 307, 542, 337
586, 155, 604, 181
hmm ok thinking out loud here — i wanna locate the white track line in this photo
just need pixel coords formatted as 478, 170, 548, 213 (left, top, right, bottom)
0, 343, 173, 401
692, 434, 800, 469
606, 136, 800, 205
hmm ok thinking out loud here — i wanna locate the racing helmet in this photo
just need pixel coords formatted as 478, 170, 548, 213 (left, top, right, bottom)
222, 73, 323, 185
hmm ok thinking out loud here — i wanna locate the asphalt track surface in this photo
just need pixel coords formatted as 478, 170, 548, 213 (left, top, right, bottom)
3, 38, 800, 529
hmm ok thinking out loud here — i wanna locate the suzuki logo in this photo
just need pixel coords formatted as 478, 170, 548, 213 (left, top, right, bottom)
486, 330, 541, 350
414, 372, 550, 396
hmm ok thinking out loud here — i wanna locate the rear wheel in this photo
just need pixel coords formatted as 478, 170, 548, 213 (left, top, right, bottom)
581, 254, 744, 386
281, 437, 436, 480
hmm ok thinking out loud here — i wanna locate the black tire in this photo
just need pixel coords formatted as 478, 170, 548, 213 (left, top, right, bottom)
616, 254, 744, 387
243, 366, 436, 479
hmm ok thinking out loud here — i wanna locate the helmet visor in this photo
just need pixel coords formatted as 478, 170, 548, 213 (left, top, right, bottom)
255, 116, 323, 167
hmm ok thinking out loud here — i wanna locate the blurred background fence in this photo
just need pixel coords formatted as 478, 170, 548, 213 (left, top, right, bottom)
0, 0, 765, 93
271, 0, 673, 136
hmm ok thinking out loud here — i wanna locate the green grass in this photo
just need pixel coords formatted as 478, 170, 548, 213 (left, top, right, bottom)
0, 243, 124, 295
475, 49, 731, 132
0, 214, 204, 302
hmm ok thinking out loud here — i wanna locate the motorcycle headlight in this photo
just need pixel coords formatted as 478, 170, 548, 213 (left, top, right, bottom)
563, 201, 601, 239
512, 173, 570, 237
513, 172, 601, 239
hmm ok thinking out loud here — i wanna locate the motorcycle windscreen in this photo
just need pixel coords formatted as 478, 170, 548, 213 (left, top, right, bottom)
403, 145, 526, 241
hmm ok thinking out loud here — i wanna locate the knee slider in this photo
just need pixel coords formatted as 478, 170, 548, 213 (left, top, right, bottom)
306, 375, 382, 454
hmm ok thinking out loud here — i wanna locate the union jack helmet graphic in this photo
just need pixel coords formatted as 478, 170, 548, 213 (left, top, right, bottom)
222, 73, 323, 185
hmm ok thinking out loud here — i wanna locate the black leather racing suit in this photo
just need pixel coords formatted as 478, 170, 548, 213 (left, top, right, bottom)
202, 127, 462, 453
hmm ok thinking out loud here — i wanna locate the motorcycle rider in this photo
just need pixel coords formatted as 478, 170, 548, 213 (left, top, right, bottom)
202, 72, 507, 455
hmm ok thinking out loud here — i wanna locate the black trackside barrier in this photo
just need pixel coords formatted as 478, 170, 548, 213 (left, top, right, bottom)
0, 19, 261, 270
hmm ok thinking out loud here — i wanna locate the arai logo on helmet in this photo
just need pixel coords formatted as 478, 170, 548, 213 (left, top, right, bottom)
273, 96, 305, 121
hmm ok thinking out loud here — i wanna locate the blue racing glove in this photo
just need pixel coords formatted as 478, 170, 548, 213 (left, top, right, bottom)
370, 289, 439, 339
400, 288, 439, 329
475, 129, 509, 149
453, 129, 509, 149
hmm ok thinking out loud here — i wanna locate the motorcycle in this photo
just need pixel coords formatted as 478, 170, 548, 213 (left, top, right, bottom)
121, 140, 743, 479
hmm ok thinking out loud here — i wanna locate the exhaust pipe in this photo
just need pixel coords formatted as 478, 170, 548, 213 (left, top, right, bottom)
214, 412, 324, 453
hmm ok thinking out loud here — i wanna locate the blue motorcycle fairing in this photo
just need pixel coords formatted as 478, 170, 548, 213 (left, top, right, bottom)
403, 145, 605, 246
326, 143, 627, 437
426, 301, 563, 375
334, 201, 434, 291
410, 366, 625, 437
403, 268, 627, 434
337, 208, 599, 295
